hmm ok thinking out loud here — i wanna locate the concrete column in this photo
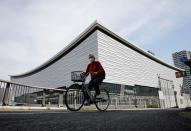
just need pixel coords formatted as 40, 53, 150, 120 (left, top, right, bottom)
2, 83, 10, 106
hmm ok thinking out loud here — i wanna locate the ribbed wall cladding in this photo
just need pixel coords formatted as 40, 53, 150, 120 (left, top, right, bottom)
11, 31, 98, 88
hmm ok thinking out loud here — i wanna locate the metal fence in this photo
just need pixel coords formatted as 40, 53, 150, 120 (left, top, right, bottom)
158, 77, 177, 108
0, 79, 66, 107
109, 94, 160, 109
0, 79, 160, 109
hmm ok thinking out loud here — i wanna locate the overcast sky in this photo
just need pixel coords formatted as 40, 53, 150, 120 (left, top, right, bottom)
0, 0, 191, 80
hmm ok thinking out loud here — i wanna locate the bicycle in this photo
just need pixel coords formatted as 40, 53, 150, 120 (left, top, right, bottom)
65, 71, 110, 111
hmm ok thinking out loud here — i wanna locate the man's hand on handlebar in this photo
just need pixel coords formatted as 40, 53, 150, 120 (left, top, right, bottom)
81, 72, 88, 77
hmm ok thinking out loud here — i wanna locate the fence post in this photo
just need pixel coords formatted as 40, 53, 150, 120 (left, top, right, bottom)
144, 100, 147, 108
42, 89, 46, 107
74, 90, 77, 109
115, 96, 118, 109
58, 91, 64, 107
2, 83, 10, 106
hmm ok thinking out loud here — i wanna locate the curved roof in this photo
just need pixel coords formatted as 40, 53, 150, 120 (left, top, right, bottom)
11, 21, 183, 78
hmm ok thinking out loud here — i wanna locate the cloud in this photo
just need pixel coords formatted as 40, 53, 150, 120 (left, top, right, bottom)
0, 0, 191, 80
125, 0, 191, 45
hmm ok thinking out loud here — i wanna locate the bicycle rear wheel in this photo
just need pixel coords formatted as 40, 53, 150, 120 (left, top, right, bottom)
95, 89, 110, 111
65, 84, 84, 111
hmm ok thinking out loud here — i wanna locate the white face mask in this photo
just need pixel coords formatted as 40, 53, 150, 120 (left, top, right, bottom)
89, 58, 95, 63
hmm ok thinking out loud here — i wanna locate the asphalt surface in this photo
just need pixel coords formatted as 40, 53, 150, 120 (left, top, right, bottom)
0, 109, 191, 131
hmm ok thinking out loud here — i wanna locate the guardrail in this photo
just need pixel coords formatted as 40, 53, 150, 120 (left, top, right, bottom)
0, 79, 160, 109
0, 79, 66, 107
109, 94, 160, 109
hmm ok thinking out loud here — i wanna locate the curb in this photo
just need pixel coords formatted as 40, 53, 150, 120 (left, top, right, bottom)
0, 106, 67, 111
0, 106, 179, 112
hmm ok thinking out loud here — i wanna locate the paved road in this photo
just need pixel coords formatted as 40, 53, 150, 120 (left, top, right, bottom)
0, 109, 190, 131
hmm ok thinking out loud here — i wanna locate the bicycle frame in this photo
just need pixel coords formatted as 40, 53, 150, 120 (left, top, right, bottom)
66, 72, 110, 111
74, 75, 95, 103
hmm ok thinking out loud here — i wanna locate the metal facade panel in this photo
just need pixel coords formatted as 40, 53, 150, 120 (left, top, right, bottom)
11, 31, 98, 88
97, 31, 182, 89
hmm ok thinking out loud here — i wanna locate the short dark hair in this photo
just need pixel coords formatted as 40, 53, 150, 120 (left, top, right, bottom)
89, 54, 95, 59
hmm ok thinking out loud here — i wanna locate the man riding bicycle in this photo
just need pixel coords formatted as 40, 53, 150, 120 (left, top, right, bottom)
84, 54, 106, 105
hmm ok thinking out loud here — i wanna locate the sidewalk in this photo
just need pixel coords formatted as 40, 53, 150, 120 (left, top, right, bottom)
0, 106, 67, 112
0, 106, 165, 112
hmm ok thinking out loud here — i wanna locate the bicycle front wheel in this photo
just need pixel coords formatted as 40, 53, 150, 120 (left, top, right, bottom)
95, 89, 110, 111
65, 84, 84, 111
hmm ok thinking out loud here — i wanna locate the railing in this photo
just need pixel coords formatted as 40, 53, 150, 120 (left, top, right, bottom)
0, 79, 66, 107
109, 94, 160, 109
0, 79, 160, 109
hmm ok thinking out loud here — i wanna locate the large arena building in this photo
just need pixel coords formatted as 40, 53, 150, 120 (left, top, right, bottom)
10, 21, 191, 108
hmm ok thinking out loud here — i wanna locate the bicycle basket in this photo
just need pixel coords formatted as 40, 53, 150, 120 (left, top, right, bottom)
71, 71, 85, 82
